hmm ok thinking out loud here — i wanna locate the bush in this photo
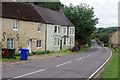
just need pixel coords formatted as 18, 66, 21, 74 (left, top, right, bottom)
28, 53, 33, 56
34, 50, 51, 55
60, 49, 71, 53
60, 50, 67, 52
15, 53, 21, 56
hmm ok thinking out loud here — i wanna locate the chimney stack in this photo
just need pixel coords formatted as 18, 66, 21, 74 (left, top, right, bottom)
29, 0, 34, 5
60, 8, 64, 15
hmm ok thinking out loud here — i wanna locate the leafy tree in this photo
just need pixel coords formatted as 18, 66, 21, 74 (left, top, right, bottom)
64, 3, 98, 45
92, 27, 118, 44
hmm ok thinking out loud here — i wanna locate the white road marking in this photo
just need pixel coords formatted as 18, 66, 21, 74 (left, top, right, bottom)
87, 49, 113, 80
56, 61, 72, 67
86, 55, 91, 57
12, 69, 46, 79
76, 57, 85, 61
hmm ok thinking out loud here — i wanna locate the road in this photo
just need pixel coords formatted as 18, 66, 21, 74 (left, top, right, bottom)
2, 40, 112, 79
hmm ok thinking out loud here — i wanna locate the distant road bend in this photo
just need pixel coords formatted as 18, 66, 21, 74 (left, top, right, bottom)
2, 39, 112, 79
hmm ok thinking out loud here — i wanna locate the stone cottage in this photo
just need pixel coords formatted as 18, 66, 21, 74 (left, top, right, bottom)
111, 28, 120, 47
1, 2, 46, 53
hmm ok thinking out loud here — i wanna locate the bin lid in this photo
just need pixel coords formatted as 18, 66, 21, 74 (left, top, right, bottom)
8, 48, 16, 49
2, 48, 8, 50
20, 48, 29, 51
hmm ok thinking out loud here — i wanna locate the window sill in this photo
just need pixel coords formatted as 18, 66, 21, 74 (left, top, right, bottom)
36, 47, 42, 49
13, 29, 18, 30
38, 31, 41, 32
53, 46, 60, 48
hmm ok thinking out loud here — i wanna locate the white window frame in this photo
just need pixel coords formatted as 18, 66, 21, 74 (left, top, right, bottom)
54, 25, 61, 34
54, 26, 58, 33
37, 40, 42, 48
54, 37, 60, 47
69, 38, 72, 45
63, 38, 66, 46
38, 23, 41, 32
7, 38, 14, 48
63, 27, 66, 34
13, 19, 18, 30
72, 28, 74, 34
58, 38, 60, 46
58, 26, 61, 34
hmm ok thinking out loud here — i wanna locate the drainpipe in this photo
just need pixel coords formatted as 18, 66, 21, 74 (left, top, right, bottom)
45, 24, 47, 51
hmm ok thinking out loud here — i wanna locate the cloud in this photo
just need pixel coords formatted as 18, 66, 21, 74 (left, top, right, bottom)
60, 0, 119, 28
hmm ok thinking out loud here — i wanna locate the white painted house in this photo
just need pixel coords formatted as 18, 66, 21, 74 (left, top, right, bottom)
34, 5, 75, 51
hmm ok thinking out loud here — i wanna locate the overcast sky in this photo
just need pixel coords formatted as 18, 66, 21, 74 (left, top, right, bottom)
60, 0, 119, 28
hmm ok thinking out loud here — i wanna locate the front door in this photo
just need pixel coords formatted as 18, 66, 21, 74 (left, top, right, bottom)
28, 39, 31, 53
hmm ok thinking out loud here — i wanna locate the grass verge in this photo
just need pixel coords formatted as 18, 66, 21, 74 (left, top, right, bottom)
1, 56, 21, 62
97, 47, 118, 78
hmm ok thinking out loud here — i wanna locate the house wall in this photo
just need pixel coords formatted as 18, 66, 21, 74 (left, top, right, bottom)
112, 31, 119, 47
0, 18, 2, 42
46, 24, 75, 51
2, 18, 46, 53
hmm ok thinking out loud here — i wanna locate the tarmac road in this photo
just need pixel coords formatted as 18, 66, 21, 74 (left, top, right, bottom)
2, 39, 112, 79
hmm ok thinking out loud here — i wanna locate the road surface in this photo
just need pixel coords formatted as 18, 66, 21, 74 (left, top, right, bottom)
2, 40, 112, 79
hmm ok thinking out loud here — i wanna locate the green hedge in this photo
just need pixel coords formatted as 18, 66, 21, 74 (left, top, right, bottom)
15, 53, 33, 56
34, 50, 50, 55
15, 53, 21, 56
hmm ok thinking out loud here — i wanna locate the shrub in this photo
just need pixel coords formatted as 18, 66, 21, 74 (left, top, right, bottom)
15, 53, 21, 56
28, 53, 33, 56
34, 50, 51, 55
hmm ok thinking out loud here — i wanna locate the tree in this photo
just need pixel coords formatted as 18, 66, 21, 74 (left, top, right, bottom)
64, 3, 98, 45
92, 27, 118, 44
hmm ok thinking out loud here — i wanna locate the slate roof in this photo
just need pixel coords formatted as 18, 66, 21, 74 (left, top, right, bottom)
1, 2, 74, 27
1, 2, 46, 23
33, 5, 74, 27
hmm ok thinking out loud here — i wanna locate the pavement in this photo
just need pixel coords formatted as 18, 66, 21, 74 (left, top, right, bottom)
2, 40, 112, 79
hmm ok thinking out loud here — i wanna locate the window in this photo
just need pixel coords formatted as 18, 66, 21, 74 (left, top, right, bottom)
58, 26, 60, 34
58, 38, 60, 46
38, 23, 41, 32
54, 38, 60, 46
69, 38, 72, 45
7, 38, 14, 48
13, 19, 18, 30
64, 38, 66, 45
70, 28, 72, 34
54, 38, 57, 46
72, 38, 74, 44
37, 40, 41, 48
72, 28, 74, 34
54, 26, 57, 33
63, 27, 66, 34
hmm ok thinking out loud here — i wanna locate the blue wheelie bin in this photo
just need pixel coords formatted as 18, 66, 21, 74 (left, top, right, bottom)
20, 48, 29, 60
76, 46, 79, 51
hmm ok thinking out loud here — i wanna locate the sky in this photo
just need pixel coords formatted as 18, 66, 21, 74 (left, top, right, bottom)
60, 0, 119, 28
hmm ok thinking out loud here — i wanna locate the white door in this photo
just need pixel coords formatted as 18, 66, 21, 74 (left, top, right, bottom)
28, 39, 31, 53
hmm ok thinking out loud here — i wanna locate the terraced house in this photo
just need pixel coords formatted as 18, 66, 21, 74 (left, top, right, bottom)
1, 2, 75, 52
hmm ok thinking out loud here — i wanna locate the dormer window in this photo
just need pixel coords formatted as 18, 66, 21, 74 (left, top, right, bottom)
38, 23, 41, 32
13, 19, 18, 30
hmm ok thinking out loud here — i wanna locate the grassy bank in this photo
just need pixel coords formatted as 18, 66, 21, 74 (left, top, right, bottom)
97, 47, 118, 78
